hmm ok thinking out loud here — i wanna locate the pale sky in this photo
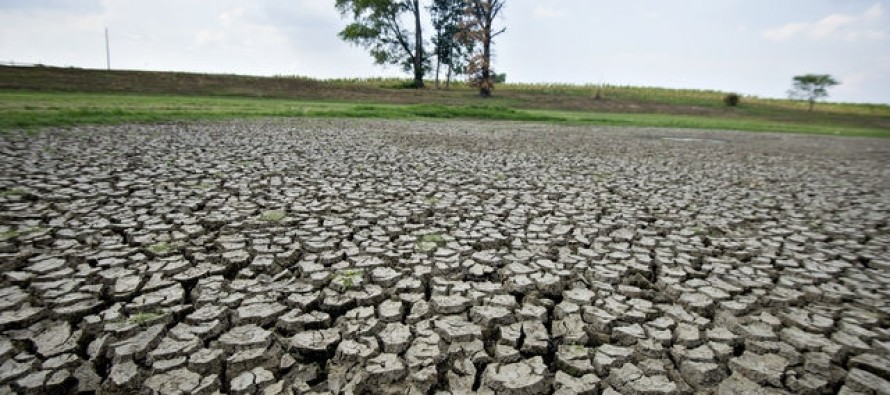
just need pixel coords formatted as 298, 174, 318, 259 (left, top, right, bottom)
1, 0, 888, 103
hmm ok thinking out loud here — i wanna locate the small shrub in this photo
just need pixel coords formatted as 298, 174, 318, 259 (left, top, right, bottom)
336, 269, 363, 289
723, 93, 741, 107
0, 230, 20, 240
0, 227, 46, 241
420, 234, 443, 244
128, 312, 163, 326
416, 234, 443, 252
259, 210, 286, 222
0, 188, 27, 197
147, 241, 171, 254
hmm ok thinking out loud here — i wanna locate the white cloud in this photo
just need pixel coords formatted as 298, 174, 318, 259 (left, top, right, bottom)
532, 6, 563, 19
763, 3, 887, 41
219, 7, 245, 27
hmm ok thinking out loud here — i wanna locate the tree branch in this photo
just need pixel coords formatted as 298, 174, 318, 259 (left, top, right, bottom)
384, 10, 415, 60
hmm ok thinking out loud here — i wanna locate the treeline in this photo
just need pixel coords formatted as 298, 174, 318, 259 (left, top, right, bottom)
335, 0, 506, 97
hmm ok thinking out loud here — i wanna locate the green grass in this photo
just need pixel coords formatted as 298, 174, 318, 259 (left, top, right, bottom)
1, 65, 888, 138
2, 90, 886, 137
529, 110, 888, 137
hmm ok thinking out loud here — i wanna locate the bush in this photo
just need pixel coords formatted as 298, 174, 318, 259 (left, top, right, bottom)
723, 93, 741, 107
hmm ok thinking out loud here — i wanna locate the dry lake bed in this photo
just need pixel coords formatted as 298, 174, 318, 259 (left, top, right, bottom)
1, 119, 888, 394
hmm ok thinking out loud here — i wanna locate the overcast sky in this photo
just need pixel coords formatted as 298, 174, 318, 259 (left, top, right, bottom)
1, 0, 888, 103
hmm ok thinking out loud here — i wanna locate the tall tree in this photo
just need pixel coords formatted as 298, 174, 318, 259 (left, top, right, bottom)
464, 0, 506, 97
430, 0, 472, 89
336, 0, 427, 88
788, 74, 839, 111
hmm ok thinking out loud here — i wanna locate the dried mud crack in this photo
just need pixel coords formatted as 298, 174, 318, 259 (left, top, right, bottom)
0, 118, 888, 394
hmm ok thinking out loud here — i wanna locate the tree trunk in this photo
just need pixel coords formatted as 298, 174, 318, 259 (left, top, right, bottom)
412, 0, 424, 89
435, 57, 441, 89
445, 41, 454, 89
808, 98, 814, 111
480, 28, 491, 97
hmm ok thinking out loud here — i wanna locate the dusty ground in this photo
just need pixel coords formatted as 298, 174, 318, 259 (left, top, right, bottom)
0, 119, 888, 394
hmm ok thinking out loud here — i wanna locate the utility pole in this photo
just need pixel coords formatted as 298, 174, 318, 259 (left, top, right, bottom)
105, 26, 111, 70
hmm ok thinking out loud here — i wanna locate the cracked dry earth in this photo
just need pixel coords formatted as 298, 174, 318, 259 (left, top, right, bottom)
0, 118, 889, 395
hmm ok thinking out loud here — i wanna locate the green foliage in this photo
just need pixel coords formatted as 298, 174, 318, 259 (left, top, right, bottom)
430, 0, 473, 85
723, 93, 740, 107
788, 74, 840, 111
336, 0, 428, 87
493, 73, 507, 83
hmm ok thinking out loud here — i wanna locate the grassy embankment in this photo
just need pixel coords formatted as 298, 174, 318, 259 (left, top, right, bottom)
1, 65, 888, 137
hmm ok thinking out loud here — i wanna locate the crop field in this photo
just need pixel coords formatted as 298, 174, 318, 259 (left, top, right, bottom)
1, 118, 888, 394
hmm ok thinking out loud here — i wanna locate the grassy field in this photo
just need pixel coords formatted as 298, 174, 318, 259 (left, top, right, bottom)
1, 65, 888, 137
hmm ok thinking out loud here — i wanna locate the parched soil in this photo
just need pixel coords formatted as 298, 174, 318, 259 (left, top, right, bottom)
0, 119, 888, 394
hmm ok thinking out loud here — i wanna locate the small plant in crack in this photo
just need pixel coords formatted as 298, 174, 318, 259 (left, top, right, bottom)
127, 311, 163, 326
422, 196, 439, 205
147, 241, 172, 255
416, 233, 443, 252
259, 210, 286, 222
336, 269, 363, 289
420, 234, 443, 244
0, 188, 27, 197
591, 171, 612, 182
495, 172, 507, 181
0, 230, 20, 241
0, 227, 47, 241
